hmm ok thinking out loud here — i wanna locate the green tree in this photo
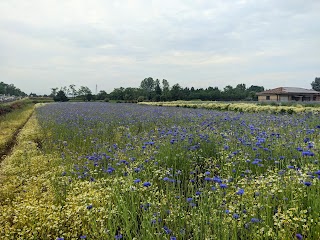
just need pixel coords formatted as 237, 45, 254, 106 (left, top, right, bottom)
140, 77, 155, 100
311, 77, 320, 91
154, 79, 162, 101
53, 90, 69, 102
110, 87, 125, 100
161, 79, 170, 101
50, 88, 58, 97
170, 83, 183, 100
96, 90, 108, 100
78, 86, 93, 101
69, 84, 77, 99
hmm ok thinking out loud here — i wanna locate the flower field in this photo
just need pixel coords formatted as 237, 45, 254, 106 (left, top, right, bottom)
140, 101, 320, 115
1, 102, 320, 239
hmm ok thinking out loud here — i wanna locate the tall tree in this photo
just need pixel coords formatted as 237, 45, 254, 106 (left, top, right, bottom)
50, 88, 58, 97
78, 86, 93, 101
161, 79, 170, 101
69, 84, 77, 98
311, 77, 320, 91
170, 83, 183, 100
140, 77, 155, 100
96, 90, 108, 100
154, 79, 162, 101
53, 90, 69, 102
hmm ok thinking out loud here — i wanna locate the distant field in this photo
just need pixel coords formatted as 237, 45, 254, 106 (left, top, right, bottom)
0, 102, 319, 239
140, 100, 320, 114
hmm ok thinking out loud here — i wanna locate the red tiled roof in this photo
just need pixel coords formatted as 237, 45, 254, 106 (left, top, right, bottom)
257, 87, 320, 95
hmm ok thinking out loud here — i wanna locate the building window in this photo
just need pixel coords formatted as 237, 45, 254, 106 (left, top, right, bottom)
266, 96, 270, 100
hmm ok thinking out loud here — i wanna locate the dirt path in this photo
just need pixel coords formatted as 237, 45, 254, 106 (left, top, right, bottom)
0, 111, 34, 162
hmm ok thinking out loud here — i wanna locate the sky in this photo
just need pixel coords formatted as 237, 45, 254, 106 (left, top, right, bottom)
0, 0, 319, 95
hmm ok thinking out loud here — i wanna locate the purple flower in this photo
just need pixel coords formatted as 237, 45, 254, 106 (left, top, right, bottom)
80, 236, 87, 239
187, 197, 193, 202
86, 204, 93, 210
251, 218, 260, 223
163, 226, 172, 234
134, 179, 141, 183
114, 234, 123, 239
296, 233, 303, 240
233, 213, 239, 219
220, 183, 227, 189
236, 188, 244, 195
303, 181, 312, 187
143, 182, 151, 187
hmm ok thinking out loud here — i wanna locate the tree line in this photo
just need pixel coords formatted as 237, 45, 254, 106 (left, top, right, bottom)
51, 78, 265, 102
0, 82, 27, 96
51, 77, 320, 102
110, 78, 264, 102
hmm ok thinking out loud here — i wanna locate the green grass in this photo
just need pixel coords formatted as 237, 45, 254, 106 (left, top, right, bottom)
0, 102, 35, 156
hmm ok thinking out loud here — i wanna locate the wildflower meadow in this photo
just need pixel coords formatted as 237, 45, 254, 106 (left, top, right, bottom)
0, 102, 319, 239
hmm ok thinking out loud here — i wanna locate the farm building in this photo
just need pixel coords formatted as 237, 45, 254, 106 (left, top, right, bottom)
256, 87, 320, 102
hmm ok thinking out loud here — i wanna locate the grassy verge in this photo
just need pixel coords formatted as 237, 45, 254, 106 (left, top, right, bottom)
0, 102, 35, 158
139, 101, 320, 114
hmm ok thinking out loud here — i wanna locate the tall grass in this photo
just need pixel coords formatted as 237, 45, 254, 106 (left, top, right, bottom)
0, 102, 35, 156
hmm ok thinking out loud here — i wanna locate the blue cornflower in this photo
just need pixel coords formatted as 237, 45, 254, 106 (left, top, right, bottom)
213, 176, 222, 183
163, 226, 172, 234
304, 181, 312, 187
114, 234, 123, 239
251, 218, 260, 223
195, 191, 201, 195
143, 182, 151, 187
296, 233, 303, 240
134, 179, 141, 183
163, 177, 170, 181
170, 237, 177, 240
236, 188, 244, 195
187, 197, 193, 202
86, 205, 93, 210
233, 213, 239, 219
56, 238, 64, 240
80, 236, 86, 239
220, 183, 227, 189
302, 151, 314, 157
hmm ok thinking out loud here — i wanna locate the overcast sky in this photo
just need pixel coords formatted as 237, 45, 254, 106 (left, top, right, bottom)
0, 0, 319, 95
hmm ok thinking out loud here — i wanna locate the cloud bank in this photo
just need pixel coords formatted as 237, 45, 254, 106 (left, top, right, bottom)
0, 0, 319, 94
